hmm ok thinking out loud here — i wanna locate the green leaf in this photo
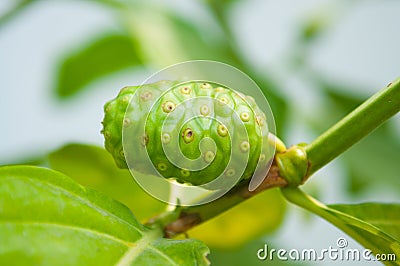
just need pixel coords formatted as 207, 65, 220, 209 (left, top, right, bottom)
55, 33, 141, 98
0, 0, 33, 29
124, 9, 238, 66
311, 79, 400, 193
329, 203, 400, 242
344, 125, 400, 193
202, 0, 239, 7
0, 165, 209, 265
282, 188, 400, 265
47, 143, 166, 222
124, 8, 287, 133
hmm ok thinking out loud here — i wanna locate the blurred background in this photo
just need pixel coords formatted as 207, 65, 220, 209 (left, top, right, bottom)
1, 0, 399, 265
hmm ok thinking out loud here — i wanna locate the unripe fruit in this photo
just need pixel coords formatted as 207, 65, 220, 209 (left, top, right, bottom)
102, 80, 271, 187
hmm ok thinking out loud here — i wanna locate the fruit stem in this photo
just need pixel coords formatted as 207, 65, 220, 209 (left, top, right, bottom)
152, 159, 287, 238
305, 78, 400, 178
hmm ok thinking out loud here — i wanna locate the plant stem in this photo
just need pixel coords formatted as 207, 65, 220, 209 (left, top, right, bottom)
153, 78, 400, 237
281, 187, 353, 230
149, 159, 287, 238
281, 187, 399, 257
305, 78, 400, 177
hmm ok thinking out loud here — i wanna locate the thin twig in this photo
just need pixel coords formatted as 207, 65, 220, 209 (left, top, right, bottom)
159, 158, 287, 238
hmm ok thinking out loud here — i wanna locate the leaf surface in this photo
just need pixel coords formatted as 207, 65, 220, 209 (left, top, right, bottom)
329, 203, 400, 242
283, 188, 400, 265
0, 165, 209, 266
47, 143, 165, 222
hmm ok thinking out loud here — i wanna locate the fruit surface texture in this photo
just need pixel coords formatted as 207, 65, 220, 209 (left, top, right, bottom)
102, 80, 271, 186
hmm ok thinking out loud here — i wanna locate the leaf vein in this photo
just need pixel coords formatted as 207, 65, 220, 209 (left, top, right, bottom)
148, 245, 180, 266
7, 176, 142, 235
0, 221, 132, 247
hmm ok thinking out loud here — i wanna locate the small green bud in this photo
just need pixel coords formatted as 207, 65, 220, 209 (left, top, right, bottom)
276, 145, 308, 186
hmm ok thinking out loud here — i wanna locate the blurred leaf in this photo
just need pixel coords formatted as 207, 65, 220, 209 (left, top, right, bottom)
48, 143, 165, 222
253, 75, 287, 134
170, 15, 239, 64
344, 125, 400, 194
0, 165, 209, 265
55, 33, 142, 98
283, 188, 400, 265
209, 238, 305, 266
124, 8, 287, 133
188, 188, 286, 249
203, 0, 239, 7
328, 203, 400, 264
312, 80, 400, 194
125, 9, 240, 66
202, 0, 239, 37
298, 6, 336, 43
307, 78, 365, 129
323, 81, 364, 116
0, 0, 33, 29
201, 0, 288, 133
329, 203, 400, 241
3, 153, 47, 167
168, 13, 289, 133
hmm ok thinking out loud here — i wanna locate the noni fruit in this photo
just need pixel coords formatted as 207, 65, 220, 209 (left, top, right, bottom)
102, 80, 271, 186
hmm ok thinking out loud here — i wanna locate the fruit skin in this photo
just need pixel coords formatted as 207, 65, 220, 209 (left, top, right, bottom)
102, 80, 271, 186
102, 81, 173, 169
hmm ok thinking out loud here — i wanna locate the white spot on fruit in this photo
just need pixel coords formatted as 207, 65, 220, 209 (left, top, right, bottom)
215, 87, 224, 92
157, 163, 168, 171
122, 95, 130, 103
240, 141, 250, 152
204, 150, 215, 163
104, 131, 111, 139
200, 105, 210, 116
140, 91, 152, 101
200, 83, 212, 89
181, 169, 190, 177
123, 118, 130, 126
162, 101, 176, 113
217, 124, 228, 137
140, 133, 149, 146
240, 112, 250, 122
161, 133, 171, 144
218, 97, 229, 105
226, 168, 236, 177
182, 128, 194, 143
180, 86, 191, 94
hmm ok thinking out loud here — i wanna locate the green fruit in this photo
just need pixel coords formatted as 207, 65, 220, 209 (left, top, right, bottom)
102, 80, 271, 187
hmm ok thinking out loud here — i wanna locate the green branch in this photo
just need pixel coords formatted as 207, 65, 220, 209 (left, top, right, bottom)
153, 78, 400, 237
149, 157, 288, 238
305, 78, 400, 178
